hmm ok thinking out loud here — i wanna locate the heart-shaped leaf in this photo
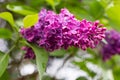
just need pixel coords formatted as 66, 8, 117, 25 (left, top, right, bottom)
23, 14, 38, 28
0, 12, 15, 27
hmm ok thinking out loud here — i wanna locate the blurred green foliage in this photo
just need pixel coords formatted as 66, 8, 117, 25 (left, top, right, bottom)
0, 52, 9, 77
0, 0, 120, 80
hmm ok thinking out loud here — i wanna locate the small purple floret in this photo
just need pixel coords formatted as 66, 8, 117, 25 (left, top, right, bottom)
22, 46, 35, 59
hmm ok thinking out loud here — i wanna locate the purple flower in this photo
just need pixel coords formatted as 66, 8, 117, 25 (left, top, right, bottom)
59, 8, 80, 49
22, 46, 35, 59
101, 30, 120, 61
20, 8, 106, 58
34, 9, 63, 51
20, 27, 36, 42
74, 19, 106, 50
21, 9, 63, 52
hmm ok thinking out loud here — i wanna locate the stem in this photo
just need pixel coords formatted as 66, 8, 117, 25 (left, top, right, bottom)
52, 6, 56, 12
6, 44, 16, 54
7, 36, 20, 54
13, 25, 19, 32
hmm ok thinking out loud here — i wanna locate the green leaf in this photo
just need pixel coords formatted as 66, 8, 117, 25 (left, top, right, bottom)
113, 66, 120, 80
114, 0, 120, 5
76, 76, 87, 80
23, 14, 38, 28
98, 0, 112, 8
0, 28, 12, 39
50, 49, 67, 57
88, 0, 104, 19
31, 44, 48, 80
0, 51, 4, 58
0, 53, 9, 77
68, 7, 94, 21
46, 0, 54, 7
0, 12, 15, 27
7, 4, 38, 15
29, 0, 45, 7
0, 70, 10, 80
106, 5, 120, 31
67, 46, 78, 54
46, 0, 60, 7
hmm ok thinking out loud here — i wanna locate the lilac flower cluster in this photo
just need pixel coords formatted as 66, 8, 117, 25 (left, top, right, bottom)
20, 8, 106, 59
101, 30, 120, 61
22, 46, 35, 59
